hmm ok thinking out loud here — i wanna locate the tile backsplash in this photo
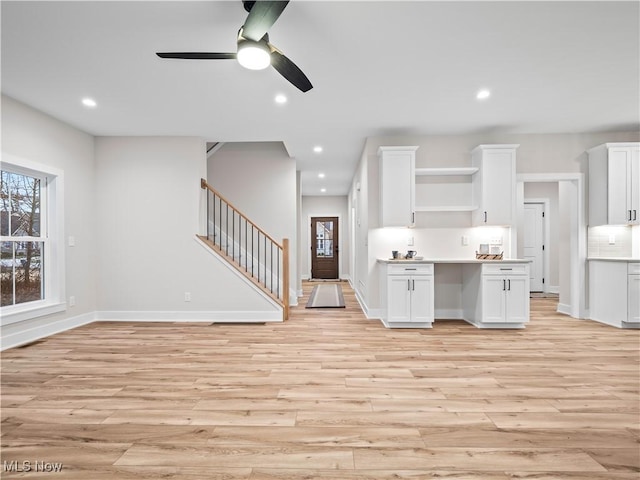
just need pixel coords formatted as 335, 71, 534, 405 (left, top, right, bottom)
588, 225, 633, 258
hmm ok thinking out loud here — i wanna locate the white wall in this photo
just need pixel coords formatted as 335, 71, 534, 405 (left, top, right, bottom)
1, 95, 97, 347
351, 131, 640, 316
207, 142, 297, 304
300, 195, 349, 280
1, 98, 289, 349
94, 137, 277, 316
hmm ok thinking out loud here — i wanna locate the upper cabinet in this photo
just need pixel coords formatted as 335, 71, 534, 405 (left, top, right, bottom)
378, 146, 418, 227
471, 145, 518, 226
588, 143, 640, 226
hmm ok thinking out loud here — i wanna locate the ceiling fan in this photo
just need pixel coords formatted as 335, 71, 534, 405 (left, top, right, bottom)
156, 0, 312, 92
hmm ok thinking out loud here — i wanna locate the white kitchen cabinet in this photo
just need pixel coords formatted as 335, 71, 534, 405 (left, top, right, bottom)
380, 263, 434, 328
378, 146, 418, 227
589, 259, 640, 328
471, 145, 518, 226
588, 143, 640, 226
628, 264, 640, 324
463, 262, 530, 328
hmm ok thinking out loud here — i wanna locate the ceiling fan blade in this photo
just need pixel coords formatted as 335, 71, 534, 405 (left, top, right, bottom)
270, 49, 312, 92
156, 52, 237, 60
242, 0, 289, 42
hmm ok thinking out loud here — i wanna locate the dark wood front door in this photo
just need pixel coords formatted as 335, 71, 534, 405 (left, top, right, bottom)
311, 217, 339, 279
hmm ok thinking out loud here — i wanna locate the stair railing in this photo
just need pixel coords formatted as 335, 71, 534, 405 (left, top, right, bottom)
200, 179, 289, 320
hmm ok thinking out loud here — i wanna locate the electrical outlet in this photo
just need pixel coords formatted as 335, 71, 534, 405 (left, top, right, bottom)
184, 292, 191, 302
609, 234, 616, 245
490, 237, 503, 245
462, 235, 469, 246
407, 236, 414, 246
69, 296, 76, 307
68, 236, 75, 247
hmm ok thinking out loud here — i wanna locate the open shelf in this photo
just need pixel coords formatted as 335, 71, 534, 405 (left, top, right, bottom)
415, 205, 479, 212
415, 167, 479, 176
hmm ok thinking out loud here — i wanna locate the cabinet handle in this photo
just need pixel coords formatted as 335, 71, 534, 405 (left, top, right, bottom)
500, 268, 513, 271
484, 211, 487, 223
503, 279, 506, 291
405, 268, 417, 271
634, 210, 637, 221
629, 210, 633, 222
412, 212, 415, 224
508, 279, 511, 291
412, 279, 415, 291
408, 279, 411, 291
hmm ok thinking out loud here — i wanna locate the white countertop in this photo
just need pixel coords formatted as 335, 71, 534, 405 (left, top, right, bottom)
378, 258, 531, 264
587, 257, 640, 263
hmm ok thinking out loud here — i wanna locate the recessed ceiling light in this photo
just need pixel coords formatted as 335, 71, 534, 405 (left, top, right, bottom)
275, 94, 287, 104
476, 89, 491, 100
82, 97, 97, 108
313, 146, 323, 153
318, 173, 325, 178
320, 188, 326, 193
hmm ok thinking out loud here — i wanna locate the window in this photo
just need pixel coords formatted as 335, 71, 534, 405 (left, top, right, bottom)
1, 170, 44, 306
1, 155, 65, 324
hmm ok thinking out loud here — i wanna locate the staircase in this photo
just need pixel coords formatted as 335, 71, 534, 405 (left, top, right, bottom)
199, 179, 289, 320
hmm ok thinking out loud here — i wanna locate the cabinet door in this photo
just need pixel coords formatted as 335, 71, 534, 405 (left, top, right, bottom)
472, 146, 515, 226
410, 275, 434, 323
628, 275, 640, 323
505, 276, 529, 324
631, 147, 639, 225
387, 276, 412, 322
379, 149, 415, 227
608, 148, 632, 225
482, 276, 506, 322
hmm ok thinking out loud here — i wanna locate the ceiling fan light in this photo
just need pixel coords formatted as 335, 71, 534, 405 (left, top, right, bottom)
237, 41, 271, 70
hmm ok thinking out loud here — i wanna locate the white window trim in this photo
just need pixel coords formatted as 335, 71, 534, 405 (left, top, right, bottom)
1, 153, 65, 325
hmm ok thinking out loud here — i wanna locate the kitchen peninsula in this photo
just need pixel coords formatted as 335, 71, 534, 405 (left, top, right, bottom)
378, 258, 530, 329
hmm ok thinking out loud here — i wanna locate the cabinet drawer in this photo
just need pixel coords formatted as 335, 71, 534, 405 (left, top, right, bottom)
482, 263, 528, 276
629, 263, 640, 275
387, 263, 434, 275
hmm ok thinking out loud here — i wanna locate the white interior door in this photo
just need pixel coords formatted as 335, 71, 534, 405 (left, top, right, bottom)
524, 203, 544, 292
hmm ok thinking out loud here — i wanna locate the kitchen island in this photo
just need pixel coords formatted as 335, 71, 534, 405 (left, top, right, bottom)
378, 259, 530, 329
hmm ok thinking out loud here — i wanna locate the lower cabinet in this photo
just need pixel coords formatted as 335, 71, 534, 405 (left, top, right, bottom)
589, 260, 640, 328
628, 267, 640, 324
463, 263, 530, 328
482, 274, 529, 324
381, 263, 434, 328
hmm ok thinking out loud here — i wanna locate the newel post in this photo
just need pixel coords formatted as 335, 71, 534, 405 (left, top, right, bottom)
282, 238, 290, 321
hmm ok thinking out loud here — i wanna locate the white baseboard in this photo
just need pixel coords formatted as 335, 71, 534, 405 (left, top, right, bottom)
1, 311, 96, 351
353, 288, 381, 320
1, 309, 283, 351
557, 303, 576, 318
95, 310, 282, 322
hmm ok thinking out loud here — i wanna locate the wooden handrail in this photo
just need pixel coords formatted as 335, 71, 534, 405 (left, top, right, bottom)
201, 178, 290, 321
282, 238, 290, 321
201, 178, 282, 248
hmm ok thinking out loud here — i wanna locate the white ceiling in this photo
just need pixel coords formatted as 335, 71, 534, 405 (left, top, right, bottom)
2, 1, 639, 195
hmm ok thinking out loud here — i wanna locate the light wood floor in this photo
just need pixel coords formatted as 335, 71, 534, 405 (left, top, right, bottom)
1, 281, 639, 479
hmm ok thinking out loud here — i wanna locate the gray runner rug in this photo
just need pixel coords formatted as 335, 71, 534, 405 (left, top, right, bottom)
305, 284, 346, 308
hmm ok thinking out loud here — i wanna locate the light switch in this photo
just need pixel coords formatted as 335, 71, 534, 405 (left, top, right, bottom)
462, 235, 469, 246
